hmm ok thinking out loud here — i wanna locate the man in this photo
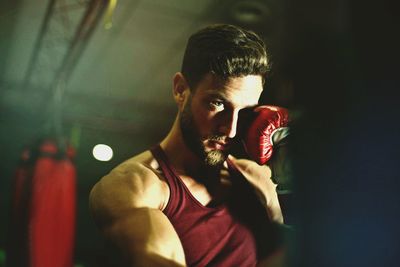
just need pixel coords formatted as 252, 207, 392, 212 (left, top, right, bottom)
89, 24, 287, 267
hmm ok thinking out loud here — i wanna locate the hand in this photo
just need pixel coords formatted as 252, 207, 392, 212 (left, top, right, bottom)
240, 105, 293, 192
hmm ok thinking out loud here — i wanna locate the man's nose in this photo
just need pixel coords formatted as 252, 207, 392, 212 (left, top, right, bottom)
219, 110, 239, 138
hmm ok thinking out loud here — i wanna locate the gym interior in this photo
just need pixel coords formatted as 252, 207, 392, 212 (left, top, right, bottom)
0, 0, 398, 266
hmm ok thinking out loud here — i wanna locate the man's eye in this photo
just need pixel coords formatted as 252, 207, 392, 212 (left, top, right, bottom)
210, 101, 224, 109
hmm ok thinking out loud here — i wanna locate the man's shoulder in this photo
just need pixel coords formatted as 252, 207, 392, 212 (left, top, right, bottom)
89, 149, 167, 215
111, 150, 160, 180
130, 149, 159, 168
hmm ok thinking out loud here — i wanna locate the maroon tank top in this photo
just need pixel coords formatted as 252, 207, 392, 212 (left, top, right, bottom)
151, 145, 277, 267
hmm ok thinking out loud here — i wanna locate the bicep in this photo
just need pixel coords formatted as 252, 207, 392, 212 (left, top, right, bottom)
89, 164, 185, 266
104, 208, 186, 267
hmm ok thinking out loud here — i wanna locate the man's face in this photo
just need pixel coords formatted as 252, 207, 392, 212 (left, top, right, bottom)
179, 73, 263, 168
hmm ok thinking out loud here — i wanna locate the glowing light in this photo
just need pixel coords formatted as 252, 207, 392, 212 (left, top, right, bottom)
104, 0, 118, 30
92, 144, 113, 161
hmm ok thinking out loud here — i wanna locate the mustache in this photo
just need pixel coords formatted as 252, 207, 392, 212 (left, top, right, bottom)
207, 135, 235, 143
208, 135, 226, 141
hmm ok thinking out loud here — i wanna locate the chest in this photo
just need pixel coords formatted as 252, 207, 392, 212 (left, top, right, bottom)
163, 174, 259, 267
179, 169, 232, 207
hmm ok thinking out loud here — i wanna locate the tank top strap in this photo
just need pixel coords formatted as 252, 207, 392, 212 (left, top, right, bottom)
150, 145, 183, 215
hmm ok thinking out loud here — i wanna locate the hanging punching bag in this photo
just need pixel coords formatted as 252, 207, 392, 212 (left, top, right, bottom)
7, 139, 77, 267
28, 139, 76, 267
7, 148, 32, 267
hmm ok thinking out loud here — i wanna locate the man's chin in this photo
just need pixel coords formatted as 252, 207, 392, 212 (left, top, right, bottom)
204, 149, 227, 167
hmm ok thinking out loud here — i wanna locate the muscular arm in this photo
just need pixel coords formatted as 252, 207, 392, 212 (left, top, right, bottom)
229, 156, 283, 223
89, 161, 186, 267
230, 157, 289, 267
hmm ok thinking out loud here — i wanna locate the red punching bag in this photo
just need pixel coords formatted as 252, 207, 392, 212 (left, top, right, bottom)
7, 148, 32, 267
29, 140, 76, 267
8, 139, 77, 267
11, 148, 31, 213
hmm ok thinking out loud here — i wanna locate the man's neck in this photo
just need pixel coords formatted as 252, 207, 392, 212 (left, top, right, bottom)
160, 118, 225, 180
160, 118, 202, 175
159, 118, 232, 202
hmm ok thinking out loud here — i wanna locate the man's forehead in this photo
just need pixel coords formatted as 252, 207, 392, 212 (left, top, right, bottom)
197, 74, 263, 106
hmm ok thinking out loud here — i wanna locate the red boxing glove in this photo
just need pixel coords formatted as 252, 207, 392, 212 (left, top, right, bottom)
243, 105, 290, 165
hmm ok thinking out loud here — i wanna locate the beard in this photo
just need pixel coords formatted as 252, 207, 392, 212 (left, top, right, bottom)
179, 96, 228, 168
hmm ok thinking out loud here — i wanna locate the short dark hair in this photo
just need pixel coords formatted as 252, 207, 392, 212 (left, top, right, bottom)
181, 24, 269, 89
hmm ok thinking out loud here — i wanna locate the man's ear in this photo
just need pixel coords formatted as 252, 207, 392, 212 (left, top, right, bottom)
173, 72, 190, 108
